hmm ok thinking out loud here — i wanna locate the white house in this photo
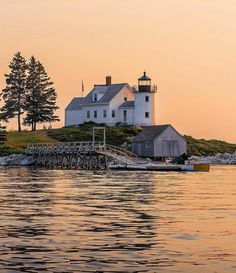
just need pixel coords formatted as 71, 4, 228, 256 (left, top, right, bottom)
65, 72, 158, 127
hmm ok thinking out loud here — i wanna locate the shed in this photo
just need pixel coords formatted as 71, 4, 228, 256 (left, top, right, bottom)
132, 124, 187, 159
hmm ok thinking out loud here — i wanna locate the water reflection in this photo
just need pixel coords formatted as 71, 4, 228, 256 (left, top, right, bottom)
0, 168, 56, 272
0, 166, 235, 272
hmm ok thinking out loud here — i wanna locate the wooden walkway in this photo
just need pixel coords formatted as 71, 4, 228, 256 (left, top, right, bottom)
25, 142, 137, 170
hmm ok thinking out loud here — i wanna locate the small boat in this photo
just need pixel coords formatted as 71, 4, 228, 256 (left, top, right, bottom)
181, 163, 210, 172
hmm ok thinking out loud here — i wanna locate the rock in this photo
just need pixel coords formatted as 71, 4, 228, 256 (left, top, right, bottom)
188, 151, 236, 164
0, 154, 35, 166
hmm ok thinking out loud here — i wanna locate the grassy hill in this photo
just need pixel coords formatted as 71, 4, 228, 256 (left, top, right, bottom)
0, 130, 56, 156
0, 123, 235, 156
184, 135, 236, 156
46, 123, 142, 146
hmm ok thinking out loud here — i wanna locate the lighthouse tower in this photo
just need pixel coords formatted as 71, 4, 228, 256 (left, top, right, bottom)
134, 72, 157, 126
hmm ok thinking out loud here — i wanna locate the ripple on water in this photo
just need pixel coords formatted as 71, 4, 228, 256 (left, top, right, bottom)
174, 234, 200, 240
0, 166, 235, 273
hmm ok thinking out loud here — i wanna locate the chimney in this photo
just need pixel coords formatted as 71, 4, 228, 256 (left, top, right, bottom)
106, 76, 112, 85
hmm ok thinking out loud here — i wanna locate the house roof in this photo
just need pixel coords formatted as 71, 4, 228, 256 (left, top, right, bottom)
132, 125, 171, 142
119, 101, 135, 108
66, 83, 128, 110
65, 97, 87, 111
83, 83, 128, 105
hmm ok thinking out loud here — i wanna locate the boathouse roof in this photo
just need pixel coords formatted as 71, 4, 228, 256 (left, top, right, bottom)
132, 125, 171, 142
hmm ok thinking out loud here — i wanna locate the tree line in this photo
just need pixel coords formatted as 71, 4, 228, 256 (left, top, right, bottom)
0, 52, 59, 132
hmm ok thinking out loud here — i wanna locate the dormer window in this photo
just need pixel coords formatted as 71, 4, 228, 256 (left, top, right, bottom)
93, 93, 98, 102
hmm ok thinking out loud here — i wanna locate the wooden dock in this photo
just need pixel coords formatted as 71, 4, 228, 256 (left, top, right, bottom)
109, 163, 210, 172
25, 141, 137, 170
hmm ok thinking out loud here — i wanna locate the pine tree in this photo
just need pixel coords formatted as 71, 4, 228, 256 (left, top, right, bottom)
0, 52, 27, 132
24, 56, 40, 131
24, 57, 59, 131
0, 125, 7, 144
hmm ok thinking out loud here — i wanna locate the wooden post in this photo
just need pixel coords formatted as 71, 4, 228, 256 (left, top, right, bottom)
92, 126, 106, 147
92, 127, 95, 146
104, 128, 106, 147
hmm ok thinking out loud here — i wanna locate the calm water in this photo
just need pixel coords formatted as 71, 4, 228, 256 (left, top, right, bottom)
0, 166, 235, 273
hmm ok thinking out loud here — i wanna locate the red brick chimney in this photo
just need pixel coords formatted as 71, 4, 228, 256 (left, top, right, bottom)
106, 76, 112, 85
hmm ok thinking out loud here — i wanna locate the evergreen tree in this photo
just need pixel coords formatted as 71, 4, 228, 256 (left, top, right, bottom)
24, 57, 59, 131
0, 52, 27, 132
0, 125, 7, 144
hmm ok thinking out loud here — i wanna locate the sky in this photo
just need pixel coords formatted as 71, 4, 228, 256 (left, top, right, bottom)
0, 0, 236, 142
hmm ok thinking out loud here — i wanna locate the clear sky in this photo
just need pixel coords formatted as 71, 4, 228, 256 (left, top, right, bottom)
0, 0, 235, 142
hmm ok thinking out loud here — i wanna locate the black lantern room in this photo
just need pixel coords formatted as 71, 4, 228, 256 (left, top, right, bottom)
138, 72, 151, 92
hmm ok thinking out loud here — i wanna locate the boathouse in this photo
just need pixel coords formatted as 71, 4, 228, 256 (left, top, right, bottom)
132, 125, 187, 159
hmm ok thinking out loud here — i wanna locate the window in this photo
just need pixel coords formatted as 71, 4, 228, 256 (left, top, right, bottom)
124, 97, 127, 101
146, 141, 149, 148
94, 110, 97, 118
123, 110, 127, 122
145, 112, 149, 118
103, 110, 107, 118
93, 93, 97, 101
145, 96, 149, 102
87, 110, 90, 118
112, 110, 115, 118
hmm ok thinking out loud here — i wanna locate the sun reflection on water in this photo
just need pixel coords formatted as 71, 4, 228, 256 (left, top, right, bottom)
0, 166, 235, 272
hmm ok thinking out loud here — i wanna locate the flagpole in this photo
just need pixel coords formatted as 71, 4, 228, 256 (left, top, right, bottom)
82, 80, 84, 97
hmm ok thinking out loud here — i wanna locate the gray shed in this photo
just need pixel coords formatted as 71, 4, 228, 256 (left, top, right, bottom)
132, 124, 187, 159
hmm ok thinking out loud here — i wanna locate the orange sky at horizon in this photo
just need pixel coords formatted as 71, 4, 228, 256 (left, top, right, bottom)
0, 0, 236, 142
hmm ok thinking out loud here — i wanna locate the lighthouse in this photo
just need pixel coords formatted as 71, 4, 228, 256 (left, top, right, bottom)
134, 72, 157, 126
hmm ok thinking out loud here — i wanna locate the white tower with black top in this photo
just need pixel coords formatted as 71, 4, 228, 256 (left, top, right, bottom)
134, 72, 157, 126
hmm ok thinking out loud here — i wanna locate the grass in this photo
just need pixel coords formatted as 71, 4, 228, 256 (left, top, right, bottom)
47, 123, 142, 147
0, 123, 235, 157
184, 135, 236, 156
0, 130, 56, 155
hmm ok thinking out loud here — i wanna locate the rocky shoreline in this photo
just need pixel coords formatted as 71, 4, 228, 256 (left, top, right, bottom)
0, 154, 35, 166
0, 152, 235, 167
188, 152, 236, 165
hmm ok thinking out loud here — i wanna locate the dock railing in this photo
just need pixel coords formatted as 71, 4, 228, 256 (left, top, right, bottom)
25, 141, 105, 155
25, 141, 137, 164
